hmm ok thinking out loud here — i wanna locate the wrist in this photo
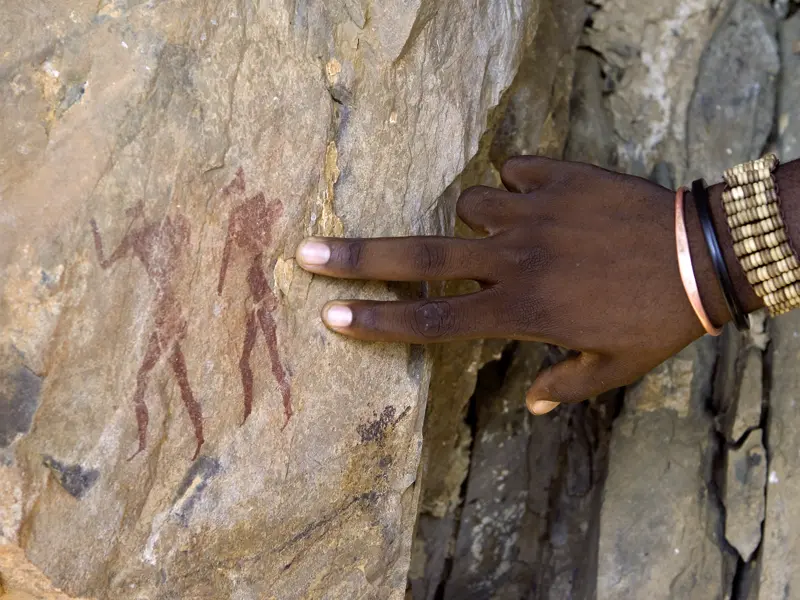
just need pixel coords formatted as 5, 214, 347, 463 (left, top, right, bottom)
684, 182, 764, 329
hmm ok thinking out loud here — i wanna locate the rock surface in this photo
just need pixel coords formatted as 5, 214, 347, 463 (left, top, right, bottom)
564, 50, 617, 169
584, 0, 778, 183
597, 341, 731, 600
412, 343, 616, 600
760, 311, 800, 599
442, 344, 545, 600
724, 429, 767, 562
585, 0, 728, 181
731, 348, 764, 444
687, 0, 778, 181
0, 543, 89, 600
780, 11, 800, 161
0, 1, 562, 598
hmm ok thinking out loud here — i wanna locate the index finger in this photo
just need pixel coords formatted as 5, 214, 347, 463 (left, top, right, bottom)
295, 236, 497, 283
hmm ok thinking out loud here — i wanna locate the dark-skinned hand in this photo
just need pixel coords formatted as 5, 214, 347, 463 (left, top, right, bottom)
295, 156, 763, 415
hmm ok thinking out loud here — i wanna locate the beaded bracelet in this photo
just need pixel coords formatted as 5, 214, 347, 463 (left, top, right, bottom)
721, 154, 800, 316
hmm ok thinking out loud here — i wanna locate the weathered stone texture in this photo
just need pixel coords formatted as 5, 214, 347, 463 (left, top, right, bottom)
597, 341, 729, 600
418, 343, 615, 600
732, 347, 764, 444
687, 0, 778, 181
564, 50, 617, 169
724, 429, 767, 562
585, 0, 729, 181
760, 311, 800, 599
780, 11, 800, 161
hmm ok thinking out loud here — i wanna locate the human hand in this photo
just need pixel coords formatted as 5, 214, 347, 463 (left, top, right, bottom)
295, 157, 757, 414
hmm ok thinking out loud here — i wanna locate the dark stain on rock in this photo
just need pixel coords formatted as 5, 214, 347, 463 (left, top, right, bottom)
0, 366, 43, 448
171, 456, 221, 526
274, 491, 382, 554
357, 405, 412, 445
735, 449, 764, 484
42, 455, 100, 499
358, 406, 396, 444
59, 82, 86, 115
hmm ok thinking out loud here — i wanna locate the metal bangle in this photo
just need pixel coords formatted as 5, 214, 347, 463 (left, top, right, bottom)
676, 187, 723, 336
692, 178, 750, 331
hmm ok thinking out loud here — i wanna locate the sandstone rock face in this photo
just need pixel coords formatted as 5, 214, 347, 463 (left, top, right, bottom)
0, 1, 561, 598
8, 0, 800, 597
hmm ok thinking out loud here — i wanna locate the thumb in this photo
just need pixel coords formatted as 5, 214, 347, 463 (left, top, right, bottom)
526, 352, 619, 415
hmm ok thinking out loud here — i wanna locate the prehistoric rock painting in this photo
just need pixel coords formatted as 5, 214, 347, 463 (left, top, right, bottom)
218, 169, 292, 426
90, 202, 204, 459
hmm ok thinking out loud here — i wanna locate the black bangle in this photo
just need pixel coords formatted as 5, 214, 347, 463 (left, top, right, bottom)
692, 178, 750, 331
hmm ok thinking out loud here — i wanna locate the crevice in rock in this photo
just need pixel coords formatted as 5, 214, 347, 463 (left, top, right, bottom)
700, 339, 743, 598
711, 324, 773, 599
730, 328, 773, 599
761, 328, 774, 452
583, 1, 602, 29
432, 342, 519, 600
575, 44, 606, 62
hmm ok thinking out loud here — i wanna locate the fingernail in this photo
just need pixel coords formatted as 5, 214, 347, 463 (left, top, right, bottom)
531, 400, 560, 415
324, 304, 353, 328
297, 239, 331, 266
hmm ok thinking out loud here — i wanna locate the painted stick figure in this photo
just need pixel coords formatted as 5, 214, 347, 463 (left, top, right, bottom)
217, 169, 292, 427
90, 202, 204, 460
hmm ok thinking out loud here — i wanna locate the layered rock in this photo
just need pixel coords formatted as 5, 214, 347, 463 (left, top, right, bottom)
597, 342, 729, 600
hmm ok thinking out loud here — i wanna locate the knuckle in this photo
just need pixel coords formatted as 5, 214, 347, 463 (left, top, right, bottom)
412, 241, 447, 276
357, 303, 380, 330
510, 245, 551, 275
336, 240, 364, 271
406, 300, 457, 339
501, 294, 550, 335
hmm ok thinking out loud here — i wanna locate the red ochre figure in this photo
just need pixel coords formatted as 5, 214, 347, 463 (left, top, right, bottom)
90, 201, 204, 460
217, 168, 292, 427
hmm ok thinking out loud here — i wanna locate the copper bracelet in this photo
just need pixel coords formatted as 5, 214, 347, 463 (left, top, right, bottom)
676, 187, 722, 336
